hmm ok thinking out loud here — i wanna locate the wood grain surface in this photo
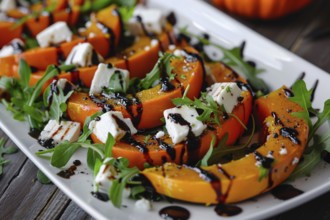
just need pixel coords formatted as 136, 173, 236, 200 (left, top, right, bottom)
1, 0, 330, 219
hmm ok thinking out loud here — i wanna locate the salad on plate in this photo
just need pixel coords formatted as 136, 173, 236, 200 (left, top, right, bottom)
0, 0, 330, 219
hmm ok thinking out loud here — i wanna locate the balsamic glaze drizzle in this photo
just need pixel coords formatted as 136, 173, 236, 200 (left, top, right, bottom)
271, 112, 284, 126
280, 127, 300, 144
159, 206, 190, 220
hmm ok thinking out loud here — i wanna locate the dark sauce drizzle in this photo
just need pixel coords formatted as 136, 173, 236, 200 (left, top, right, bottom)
271, 184, 304, 200
167, 113, 200, 164
91, 192, 109, 202
182, 49, 207, 91
57, 160, 81, 179
271, 112, 284, 126
290, 72, 305, 89
159, 206, 190, 220
280, 127, 301, 145
112, 115, 153, 165
310, 79, 319, 102
254, 151, 274, 188
156, 138, 176, 161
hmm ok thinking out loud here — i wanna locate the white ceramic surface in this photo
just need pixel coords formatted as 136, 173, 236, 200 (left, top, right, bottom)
1, 0, 330, 219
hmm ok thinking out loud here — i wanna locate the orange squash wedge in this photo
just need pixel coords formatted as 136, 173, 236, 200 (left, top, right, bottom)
0, 22, 23, 48
141, 86, 309, 204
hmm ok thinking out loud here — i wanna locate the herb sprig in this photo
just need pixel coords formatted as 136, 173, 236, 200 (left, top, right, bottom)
289, 80, 330, 177
172, 86, 222, 126
180, 27, 269, 93
136, 52, 177, 91
0, 61, 75, 130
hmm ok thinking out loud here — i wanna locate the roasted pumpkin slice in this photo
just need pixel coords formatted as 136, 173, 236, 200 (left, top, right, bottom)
0, 22, 23, 48
141, 86, 308, 204
105, 23, 174, 79
24, 6, 80, 36
67, 47, 204, 130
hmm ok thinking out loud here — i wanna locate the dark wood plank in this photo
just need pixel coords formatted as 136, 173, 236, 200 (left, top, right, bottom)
0, 160, 57, 220
0, 130, 27, 197
36, 189, 71, 219
59, 201, 93, 220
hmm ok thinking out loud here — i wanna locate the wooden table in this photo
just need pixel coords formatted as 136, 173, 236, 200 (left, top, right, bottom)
1, 0, 330, 219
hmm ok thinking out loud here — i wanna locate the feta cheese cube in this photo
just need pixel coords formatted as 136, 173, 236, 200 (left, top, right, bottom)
0, 0, 16, 12
0, 39, 25, 58
36, 22, 72, 48
135, 198, 152, 211
207, 82, 242, 113
164, 105, 206, 144
65, 42, 103, 67
94, 157, 116, 191
128, 7, 165, 36
89, 63, 129, 95
38, 120, 81, 148
89, 111, 137, 142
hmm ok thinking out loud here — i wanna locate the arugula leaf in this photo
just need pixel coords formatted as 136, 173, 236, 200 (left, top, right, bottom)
258, 166, 269, 181
81, 0, 136, 13
109, 157, 139, 207
287, 79, 330, 178
289, 80, 313, 130
290, 133, 330, 179
118, 5, 135, 23
180, 27, 269, 93
105, 133, 115, 157
18, 59, 31, 88
37, 170, 52, 184
138, 53, 177, 90
49, 89, 74, 122
172, 92, 222, 125
50, 142, 80, 168
309, 99, 330, 141
107, 71, 129, 94
0, 138, 18, 176
196, 134, 216, 167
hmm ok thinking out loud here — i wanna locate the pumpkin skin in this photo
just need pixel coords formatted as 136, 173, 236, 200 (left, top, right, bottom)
142, 86, 309, 204
212, 0, 311, 19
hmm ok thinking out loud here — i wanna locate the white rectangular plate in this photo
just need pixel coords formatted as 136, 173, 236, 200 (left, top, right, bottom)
1, 0, 330, 219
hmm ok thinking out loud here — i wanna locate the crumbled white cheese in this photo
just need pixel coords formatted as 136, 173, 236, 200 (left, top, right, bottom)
164, 105, 206, 144
292, 157, 299, 165
38, 120, 81, 146
0, 39, 25, 58
173, 49, 183, 57
127, 7, 165, 36
279, 146, 288, 155
65, 42, 103, 67
89, 111, 137, 142
0, 0, 16, 12
207, 82, 242, 113
266, 151, 274, 159
151, 39, 159, 47
89, 63, 130, 95
155, 131, 165, 139
36, 22, 73, 48
169, 44, 176, 50
135, 198, 152, 211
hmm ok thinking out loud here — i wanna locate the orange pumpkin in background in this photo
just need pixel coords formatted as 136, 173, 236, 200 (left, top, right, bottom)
212, 0, 312, 19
